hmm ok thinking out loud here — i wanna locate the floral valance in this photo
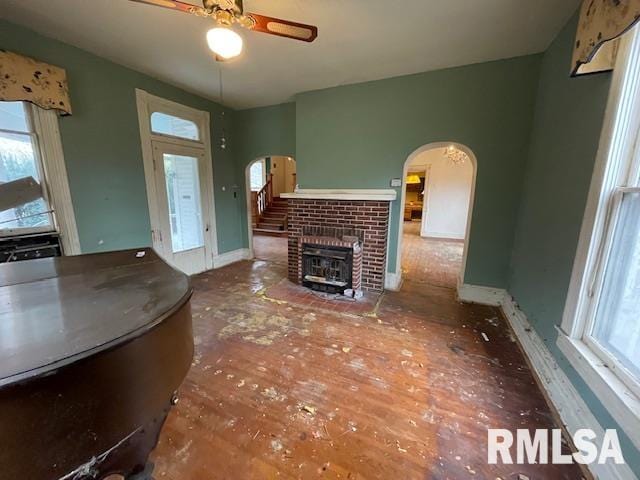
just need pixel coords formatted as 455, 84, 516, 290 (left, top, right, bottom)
0, 50, 72, 115
572, 0, 640, 76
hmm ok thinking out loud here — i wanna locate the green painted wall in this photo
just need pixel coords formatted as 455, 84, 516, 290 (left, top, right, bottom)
295, 56, 542, 284
233, 103, 296, 247
508, 16, 640, 469
233, 103, 296, 164
0, 20, 243, 254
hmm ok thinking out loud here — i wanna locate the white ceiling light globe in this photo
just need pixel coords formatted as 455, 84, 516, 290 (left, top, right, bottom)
207, 27, 243, 59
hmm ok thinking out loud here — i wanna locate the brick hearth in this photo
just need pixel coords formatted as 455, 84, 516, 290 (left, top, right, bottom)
287, 199, 390, 292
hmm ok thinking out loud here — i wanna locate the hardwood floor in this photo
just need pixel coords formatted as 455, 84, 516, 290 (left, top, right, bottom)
253, 233, 288, 265
150, 255, 584, 479
401, 221, 463, 288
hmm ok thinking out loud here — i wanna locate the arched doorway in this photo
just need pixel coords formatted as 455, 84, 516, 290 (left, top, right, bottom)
393, 142, 477, 289
245, 156, 296, 263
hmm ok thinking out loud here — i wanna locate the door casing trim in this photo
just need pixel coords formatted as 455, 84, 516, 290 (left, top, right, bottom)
135, 89, 218, 273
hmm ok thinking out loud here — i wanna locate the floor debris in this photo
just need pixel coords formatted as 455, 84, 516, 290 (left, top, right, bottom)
485, 316, 499, 327
150, 249, 586, 479
301, 405, 317, 415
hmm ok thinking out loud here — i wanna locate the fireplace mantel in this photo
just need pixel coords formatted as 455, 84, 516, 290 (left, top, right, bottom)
280, 189, 397, 201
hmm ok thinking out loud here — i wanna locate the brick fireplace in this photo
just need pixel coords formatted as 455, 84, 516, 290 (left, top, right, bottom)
282, 190, 396, 293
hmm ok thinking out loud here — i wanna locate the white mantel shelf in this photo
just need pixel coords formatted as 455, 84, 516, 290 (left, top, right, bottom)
280, 189, 397, 201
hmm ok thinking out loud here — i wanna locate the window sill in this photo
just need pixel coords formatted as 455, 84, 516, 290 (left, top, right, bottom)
557, 331, 640, 451
0, 228, 57, 238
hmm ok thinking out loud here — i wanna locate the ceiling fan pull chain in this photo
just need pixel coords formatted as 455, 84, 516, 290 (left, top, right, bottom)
219, 66, 227, 150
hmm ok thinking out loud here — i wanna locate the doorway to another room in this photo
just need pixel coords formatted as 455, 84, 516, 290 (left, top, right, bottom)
400, 144, 475, 288
246, 156, 296, 264
136, 90, 218, 276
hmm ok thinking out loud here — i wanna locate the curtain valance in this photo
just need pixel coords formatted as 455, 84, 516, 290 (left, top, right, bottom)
572, 0, 640, 76
0, 50, 72, 115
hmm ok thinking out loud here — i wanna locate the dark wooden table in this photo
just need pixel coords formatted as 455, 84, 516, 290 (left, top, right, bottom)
0, 248, 194, 480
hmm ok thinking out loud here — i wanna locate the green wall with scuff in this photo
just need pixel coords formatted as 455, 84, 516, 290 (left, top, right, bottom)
508, 15, 640, 470
0, 19, 244, 254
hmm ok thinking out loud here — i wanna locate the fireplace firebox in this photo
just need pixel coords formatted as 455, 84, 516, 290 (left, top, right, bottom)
302, 244, 353, 294
285, 194, 394, 293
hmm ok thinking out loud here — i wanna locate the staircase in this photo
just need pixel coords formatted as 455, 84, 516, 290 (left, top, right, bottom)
251, 174, 288, 237
254, 197, 288, 237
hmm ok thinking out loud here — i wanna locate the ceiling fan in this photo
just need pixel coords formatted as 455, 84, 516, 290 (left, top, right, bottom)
130, 0, 318, 59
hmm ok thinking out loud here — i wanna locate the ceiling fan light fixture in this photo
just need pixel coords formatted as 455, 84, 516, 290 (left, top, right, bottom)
206, 27, 243, 59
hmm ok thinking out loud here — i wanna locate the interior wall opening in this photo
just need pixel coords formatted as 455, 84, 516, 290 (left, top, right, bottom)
395, 143, 476, 289
245, 156, 296, 264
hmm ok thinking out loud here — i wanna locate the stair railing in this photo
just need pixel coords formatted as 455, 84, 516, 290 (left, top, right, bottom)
256, 173, 273, 219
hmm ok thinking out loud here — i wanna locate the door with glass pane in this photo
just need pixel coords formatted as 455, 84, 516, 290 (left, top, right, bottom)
151, 141, 210, 274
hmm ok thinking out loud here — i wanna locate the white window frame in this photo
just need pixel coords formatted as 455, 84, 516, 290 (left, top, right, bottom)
0, 102, 80, 255
135, 89, 218, 270
559, 26, 640, 451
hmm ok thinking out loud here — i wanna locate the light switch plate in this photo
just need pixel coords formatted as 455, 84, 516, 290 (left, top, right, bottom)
390, 178, 402, 187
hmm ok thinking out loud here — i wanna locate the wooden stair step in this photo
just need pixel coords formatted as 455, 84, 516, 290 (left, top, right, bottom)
258, 222, 285, 231
253, 228, 288, 238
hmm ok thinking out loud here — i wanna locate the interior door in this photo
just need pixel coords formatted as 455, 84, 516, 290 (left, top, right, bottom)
284, 157, 297, 193
151, 141, 211, 275
270, 156, 285, 197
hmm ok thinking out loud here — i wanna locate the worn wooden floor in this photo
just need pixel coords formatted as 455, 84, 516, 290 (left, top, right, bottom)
401, 221, 464, 288
150, 239, 583, 479
254, 234, 288, 265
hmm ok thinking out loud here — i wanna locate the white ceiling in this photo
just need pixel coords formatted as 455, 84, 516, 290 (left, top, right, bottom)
1, 0, 580, 109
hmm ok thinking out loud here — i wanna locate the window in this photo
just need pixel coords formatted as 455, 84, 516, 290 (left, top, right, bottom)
0, 101, 54, 235
150, 111, 199, 141
560, 26, 640, 449
162, 153, 204, 253
590, 188, 640, 386
581, 155, 640, 402
250, 160, 266, 191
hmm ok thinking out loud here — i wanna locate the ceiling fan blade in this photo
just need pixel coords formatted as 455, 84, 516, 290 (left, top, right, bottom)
246, 12, 318, 42
129, 0, 207, 16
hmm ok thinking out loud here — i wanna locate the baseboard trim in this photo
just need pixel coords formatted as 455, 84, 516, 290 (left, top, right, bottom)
213, 248, 251, 269
501, 293, 637, 480
457, 285, 636, 478
385, 271, 402, 291
456, 283, 507, 306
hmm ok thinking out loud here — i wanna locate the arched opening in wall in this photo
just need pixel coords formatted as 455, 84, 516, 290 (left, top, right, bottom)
394, 143, 476, 289
245, 156, 296, 264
